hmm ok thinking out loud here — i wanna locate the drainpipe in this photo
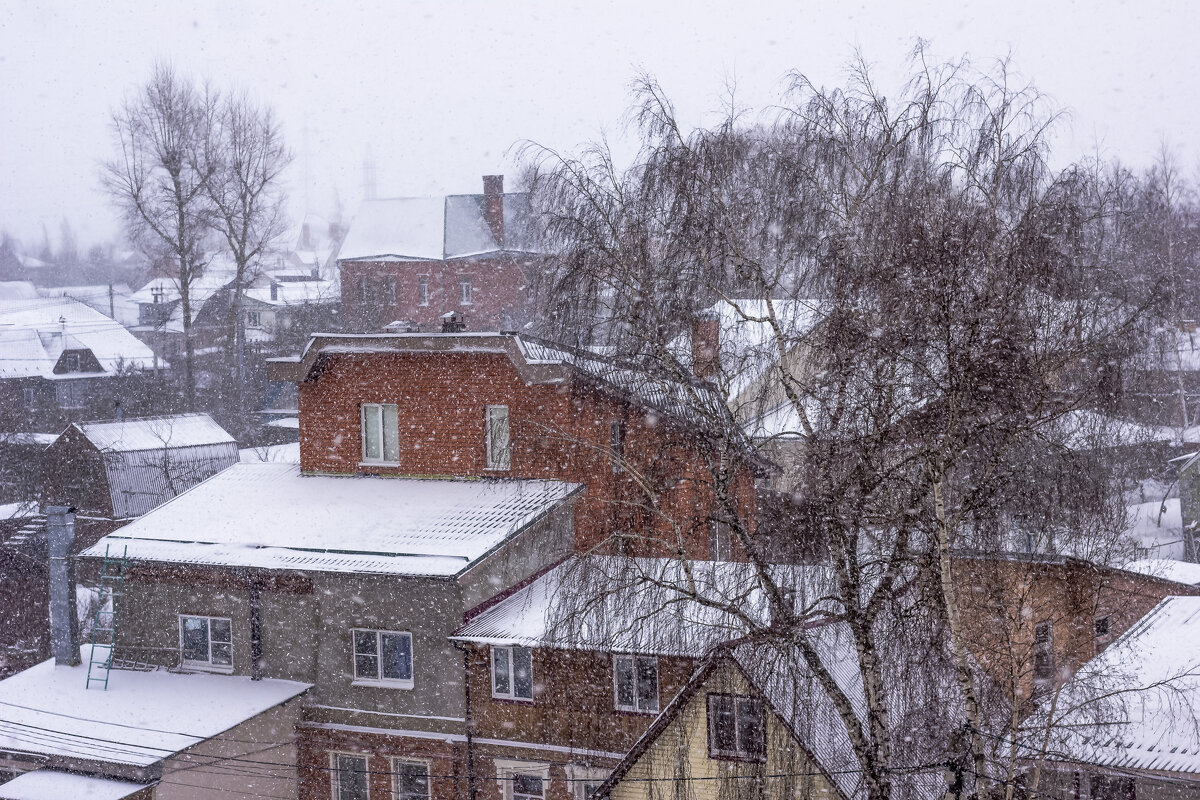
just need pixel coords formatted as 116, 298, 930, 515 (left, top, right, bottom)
249, 581, 263, 681
47, 506, 80, 666
453, 641, 477, 800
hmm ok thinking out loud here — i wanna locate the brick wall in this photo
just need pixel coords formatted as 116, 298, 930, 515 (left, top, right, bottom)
298, 725, 467, 800
340, 255, 536, 333
297, 350, 755, 558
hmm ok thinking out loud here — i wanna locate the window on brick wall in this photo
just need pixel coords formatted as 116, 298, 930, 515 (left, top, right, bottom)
491, 645, 533, 700
707, 694, 766, 761
486, 405, 510, 470
332, 753, 369, 800
1034, 619, 1054, 696
460, 278, 473, 305
358, 276, 368, 304
361, 403, 399, 464
394, 759, 430, 800
418, 276, 430, 306
22, 387, 35, 409
495, 762, 551, 800
614, 655, 658, 713
610, 420, 625, 473
385, 278, 397, 305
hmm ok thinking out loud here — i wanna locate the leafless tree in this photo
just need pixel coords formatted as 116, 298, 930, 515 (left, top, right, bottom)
525, 48, 1158, 800
102, 63, 217, 410
204, 93, 292, 415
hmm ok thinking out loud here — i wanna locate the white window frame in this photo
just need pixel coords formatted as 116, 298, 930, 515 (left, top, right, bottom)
178, 614, 233, 673
64, 352, 81, 372
566, 765, 609, 800
21, 387, 34, 409
417, 276, 430, 306
460, 278, 473, 305
491, 645, 533, 701
361, 403, 400, 465
613, 654, 659, 713
485, 405, 511, 471
494, 760, 550, 800
393, 757, 431, 800
351, 628, 414, 689
330, 751, 371, 800
245, 310, 262, 329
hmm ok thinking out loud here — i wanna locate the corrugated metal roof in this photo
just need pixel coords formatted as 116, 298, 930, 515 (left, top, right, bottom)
1028, 596, 1200, 775
81, 463, 582, 576
102, 443, 239, 519
78, 413, 236, 452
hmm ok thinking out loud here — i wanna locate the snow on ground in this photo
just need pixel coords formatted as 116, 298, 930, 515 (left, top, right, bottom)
0, 645, 309, 765
0, 769, 147, 799
238, 442, 300, 463
1125, 558, 1200, 586
1124, 498, 1184, 560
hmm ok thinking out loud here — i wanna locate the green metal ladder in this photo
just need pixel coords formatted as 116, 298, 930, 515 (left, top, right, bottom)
85, 544, 128, 690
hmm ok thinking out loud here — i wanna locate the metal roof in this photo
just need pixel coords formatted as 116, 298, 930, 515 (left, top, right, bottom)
78, 413, 236, 452
1029, 596, 1200, 775
81, 463, 582, 576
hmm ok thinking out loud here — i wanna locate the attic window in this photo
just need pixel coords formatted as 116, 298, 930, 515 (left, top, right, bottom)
64, 353, 81, 372
1094, 616, 1111, 638
707, 694, 765, 761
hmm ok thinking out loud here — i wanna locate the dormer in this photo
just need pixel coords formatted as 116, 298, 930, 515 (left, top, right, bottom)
52, 346, 101, 375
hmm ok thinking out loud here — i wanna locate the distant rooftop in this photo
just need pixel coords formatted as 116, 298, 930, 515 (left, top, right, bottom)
82, 463, 582, 576
0, 297, 156, 379
75, 413, 236, 453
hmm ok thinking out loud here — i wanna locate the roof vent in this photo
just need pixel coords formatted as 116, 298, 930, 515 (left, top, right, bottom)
383, 319, 421, 334
440, 310, 467, 333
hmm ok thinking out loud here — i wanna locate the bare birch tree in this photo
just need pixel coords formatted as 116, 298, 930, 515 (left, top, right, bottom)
204, 93, 292, 418
102, 64, 216, 410
525, 49, 1154, 800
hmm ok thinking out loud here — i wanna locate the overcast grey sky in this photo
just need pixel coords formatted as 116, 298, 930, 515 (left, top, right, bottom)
1, 0, 1197, 249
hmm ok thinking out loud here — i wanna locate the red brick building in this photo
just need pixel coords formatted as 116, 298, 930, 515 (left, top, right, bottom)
338, 176, 543, 333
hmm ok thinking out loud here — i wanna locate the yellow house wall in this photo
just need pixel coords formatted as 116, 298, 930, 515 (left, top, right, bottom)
609, 665, 840, 800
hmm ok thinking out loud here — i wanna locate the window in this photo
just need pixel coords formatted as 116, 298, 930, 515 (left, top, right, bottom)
418, 276, 429, 306
1090, 774, 1135, 800
358, 276, 368, 304
486, 405, 510, 470
394, 759, 430, 800
512, 774, 544, 800
384, 278, 397, 305
495, 762, 551, 800
491, 645, 533, 701
614, 655, 658, 713
609, 421, 625, 473
361, 403, 400, 464
1094, 615, 1111, 638
567, 766, 608, 800
709, 519, 733, 561
332, 753, 369, 800
56, 381, 86, 409
1033, 620, 1054, 695
245, 310, 262, 328
64, 352, 81, 372
460, 278, 473, 305
352, 629, 413, 687
22, 388, 34, 409
180, 615, 232, 670
707, 694, 765, 761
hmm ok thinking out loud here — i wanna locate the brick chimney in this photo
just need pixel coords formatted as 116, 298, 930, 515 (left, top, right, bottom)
483, 175, 505, 248
47, 506, 80, 667
692, 310, 721, 379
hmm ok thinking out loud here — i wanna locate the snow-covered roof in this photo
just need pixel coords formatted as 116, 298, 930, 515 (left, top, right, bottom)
76, 413, 235, 453
0, 281, 38, 301
338, 192, 538, 261
454, 556, 836, 656
0, 297, 156, 379
0, 770, 148, 800
1030, 596, 1200, 775
82, 463, 582, 576
38, 284, 139, 328
1126, 498, 1184, 560
64, 415, 240, 519
1125, 558, 1200, 586
0, 647, 309, 767
238, 442, 301, 463
129, 265, 236, 323
246, 277, 339, 306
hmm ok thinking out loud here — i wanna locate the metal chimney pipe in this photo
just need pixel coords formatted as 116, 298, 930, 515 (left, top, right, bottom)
46, 506, 80, 667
